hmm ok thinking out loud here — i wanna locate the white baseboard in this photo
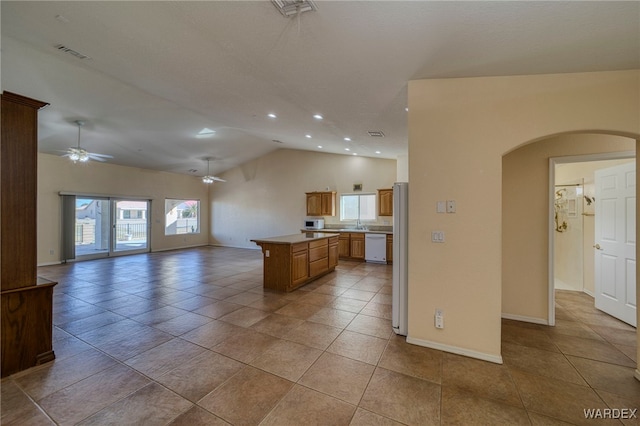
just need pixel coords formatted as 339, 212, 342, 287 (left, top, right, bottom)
406, 335, 503, 364
501, 313, 549, 325
583, 288, 595, 298
37, 261, 64, 267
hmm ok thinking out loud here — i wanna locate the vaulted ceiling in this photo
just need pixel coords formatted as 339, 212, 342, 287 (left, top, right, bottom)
2, 1, 638, 177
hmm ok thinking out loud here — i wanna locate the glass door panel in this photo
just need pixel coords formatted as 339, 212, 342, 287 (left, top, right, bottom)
75, 197, 110, 258
113, 200, 149, 253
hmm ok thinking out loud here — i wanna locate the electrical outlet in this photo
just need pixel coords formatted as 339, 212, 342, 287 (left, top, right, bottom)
265, 249, 270, 258
435, 309, 444, 329
49, 249, 55, 255
447, 200, 456, 213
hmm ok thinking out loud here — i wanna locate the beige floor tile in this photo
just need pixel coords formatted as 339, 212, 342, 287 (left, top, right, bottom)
360, 367, 440, 425
527, 411, 577, 425
48, 335, 94, 362
551, 334, 636, 368
212, 328, 280, 363
502, 342, 587, 386
191, 300, 243, 319
590, 324, 638, 347
371, 293, 392, 305
502, 324, 560, 352
307, 307, 357, 328
327, 330, 388, 364
328, 297, 369, 313
198, 366, 293, 425
274, 302, 324, 320
361, 302, 393, 320
346, 314, 392, 339
250, 339, 322, 381
77, 382, 192, 425
312, 284, 348, 296
38, 363, 150, 424
616, 343, 637, 362
124, 338, 207, 379
378, 335, 442, 383
247, 295, 291, 312
223, 291, 264, 306
217, 306, 271, 327
180, 319, 245, 349
155, 351, 243, 402
92, 326, 174, 361
249, 313, 305, 337
441, 386, 530, 425
510, 369, 608, 425
14, 349, 119, 401
341, 289, 377, 302
296, 292, 338, 307
260, 384, 356, 425
0, 380, 55, 426
153, 312, 213, 336
299, 352, 375, 404
548, 319, 606, 341
349, 408, 404, 425
442, 353, 522, 407
568, 356, 640, 400
168, 406, 230, 425
285, 321, 342, 350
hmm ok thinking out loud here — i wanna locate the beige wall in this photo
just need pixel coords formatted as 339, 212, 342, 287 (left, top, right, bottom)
503, 135, 634, 322
37, 153, 210, 265
407, 70, 640, 363
209, 149, 397, 248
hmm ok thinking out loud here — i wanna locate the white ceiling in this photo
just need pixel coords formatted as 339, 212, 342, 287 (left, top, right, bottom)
2, 1, 638, 177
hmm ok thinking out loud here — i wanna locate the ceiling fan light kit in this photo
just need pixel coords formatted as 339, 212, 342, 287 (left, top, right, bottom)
63, 120, 113, 164
202, 157, 226, 184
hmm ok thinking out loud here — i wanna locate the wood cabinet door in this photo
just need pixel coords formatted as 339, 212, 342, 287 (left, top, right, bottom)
306, 193, 322, 216
386, 234, 393, 263
338, 234, 350, 257
292, 249, 309, 286
328, 241, 339, 268
378, 189, 393, 216
350, 236, 365, 259
320, 192, 336, 216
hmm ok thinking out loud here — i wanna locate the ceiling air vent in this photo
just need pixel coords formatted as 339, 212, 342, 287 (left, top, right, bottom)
367, 131, 385, 138
271, 0, 317, 17
54, 44, 91, 60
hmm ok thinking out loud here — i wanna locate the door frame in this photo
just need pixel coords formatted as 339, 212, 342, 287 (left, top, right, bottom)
548, 151, 635, 326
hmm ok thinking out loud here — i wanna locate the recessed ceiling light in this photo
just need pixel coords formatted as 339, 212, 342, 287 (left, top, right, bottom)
345, 148, 350, 151
343, 137, 351, 141
375, 150, 381, 154
317, 145, 323, 149
313, 114, 323, 120
405, 107, 409, 112
305, 134, 312, 138
353, 153, 358, 156
268, 113, 277, 118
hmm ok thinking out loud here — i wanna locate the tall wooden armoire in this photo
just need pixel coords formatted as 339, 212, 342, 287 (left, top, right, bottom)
1, 91, 57, 377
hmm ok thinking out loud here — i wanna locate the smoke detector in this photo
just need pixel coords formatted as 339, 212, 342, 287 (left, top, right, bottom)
271, 0, 317, 17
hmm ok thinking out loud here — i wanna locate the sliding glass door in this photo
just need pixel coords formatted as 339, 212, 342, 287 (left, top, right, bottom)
113, 200, 149, 253
68, 196, 150, 260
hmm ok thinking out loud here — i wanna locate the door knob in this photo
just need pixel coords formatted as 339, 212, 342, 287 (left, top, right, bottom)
593, 244, 601, 250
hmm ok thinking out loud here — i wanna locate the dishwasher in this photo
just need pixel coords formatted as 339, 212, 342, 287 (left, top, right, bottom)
365, 233, 387, 263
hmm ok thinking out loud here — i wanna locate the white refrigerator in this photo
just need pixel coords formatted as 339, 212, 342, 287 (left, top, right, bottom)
392, 182, 408, 335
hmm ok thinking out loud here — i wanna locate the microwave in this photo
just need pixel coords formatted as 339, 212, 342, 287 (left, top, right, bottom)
304, 219, 324, 230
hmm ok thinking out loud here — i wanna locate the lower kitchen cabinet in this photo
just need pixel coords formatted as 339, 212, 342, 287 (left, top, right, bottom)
350, 233, 365, 260
386, 234, 393, 264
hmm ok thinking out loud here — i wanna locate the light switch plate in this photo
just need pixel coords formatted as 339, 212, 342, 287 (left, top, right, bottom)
431, 231, 445, 243
436, 201, 446, 213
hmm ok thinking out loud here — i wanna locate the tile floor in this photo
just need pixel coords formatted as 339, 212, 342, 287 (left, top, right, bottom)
1, 246, 638, 425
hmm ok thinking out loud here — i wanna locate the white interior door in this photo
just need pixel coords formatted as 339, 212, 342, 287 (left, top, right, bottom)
594, 162, 636, 326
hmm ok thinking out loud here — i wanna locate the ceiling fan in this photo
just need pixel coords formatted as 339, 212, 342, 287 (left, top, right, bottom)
62, 120, 113, 163
202, 157, 226, 184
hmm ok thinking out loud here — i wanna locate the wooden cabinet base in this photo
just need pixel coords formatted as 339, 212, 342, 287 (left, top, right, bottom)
1, 279, 57, 377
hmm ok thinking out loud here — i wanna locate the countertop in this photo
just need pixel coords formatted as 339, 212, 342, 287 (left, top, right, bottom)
301, 228, 393, 235
251, 232, 339, 245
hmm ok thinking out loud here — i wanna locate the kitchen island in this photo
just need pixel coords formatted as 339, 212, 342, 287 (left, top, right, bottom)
251, 232, 339, 292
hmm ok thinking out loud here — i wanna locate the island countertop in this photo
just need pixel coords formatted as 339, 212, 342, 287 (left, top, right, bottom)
251, 232, 338, 245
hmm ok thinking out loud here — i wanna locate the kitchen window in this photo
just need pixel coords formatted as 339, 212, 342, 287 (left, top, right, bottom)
165, 199, 200, 235
340, 193, 376, 222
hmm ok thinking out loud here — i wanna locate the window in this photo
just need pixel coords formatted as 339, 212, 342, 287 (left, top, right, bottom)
165, 199, 200, 235
340, 193, 376, 221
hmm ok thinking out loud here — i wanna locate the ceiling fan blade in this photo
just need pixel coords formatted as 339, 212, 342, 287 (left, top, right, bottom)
89, 155, 108, 162
89, 153, 114, 158
212, 176, 226, 182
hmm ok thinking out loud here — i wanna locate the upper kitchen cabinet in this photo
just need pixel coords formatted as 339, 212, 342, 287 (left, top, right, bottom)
306, 191, 336, 216
378, 188, 393, 216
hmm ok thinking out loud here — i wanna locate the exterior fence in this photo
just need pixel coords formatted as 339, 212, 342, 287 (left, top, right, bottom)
75, 222, 148, 244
